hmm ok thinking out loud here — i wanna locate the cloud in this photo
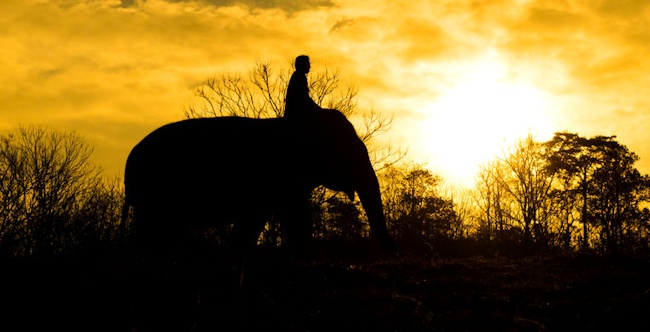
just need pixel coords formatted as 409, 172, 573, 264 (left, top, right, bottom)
594, 0, 650, 18
123, 0, 335, 13
502, 0, 650, 88
489, 0, 650, 171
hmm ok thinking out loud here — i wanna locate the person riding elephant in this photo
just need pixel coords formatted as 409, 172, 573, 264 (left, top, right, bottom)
284, 55, 322, 118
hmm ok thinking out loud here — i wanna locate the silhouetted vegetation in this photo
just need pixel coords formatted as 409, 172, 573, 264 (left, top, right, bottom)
0, 125, 123, 258
4, 128, 648, 260
186, 59, 405, 170
380, 163, 462, 248
473, 133, 650, 256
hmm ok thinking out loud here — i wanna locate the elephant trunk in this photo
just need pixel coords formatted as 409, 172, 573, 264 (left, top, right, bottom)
356, 166, 398, 254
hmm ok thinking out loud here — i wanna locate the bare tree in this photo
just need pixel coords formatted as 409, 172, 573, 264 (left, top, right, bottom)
475, 136, 556, 251
475, 159, 512, 241
439, 184, 478, 239
0, 125, 122, 257
499, 135, 555, 246
185, 59, 405, 170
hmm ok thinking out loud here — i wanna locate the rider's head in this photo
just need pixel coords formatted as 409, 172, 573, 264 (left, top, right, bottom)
295, 55, 311, 74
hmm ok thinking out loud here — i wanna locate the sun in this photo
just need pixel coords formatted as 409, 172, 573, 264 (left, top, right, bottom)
417, 56, 556, 186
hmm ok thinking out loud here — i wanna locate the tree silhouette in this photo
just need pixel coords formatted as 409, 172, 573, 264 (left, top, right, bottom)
379, 163, 460, 245
0, 125, 122, 257
500, 135, 555, 247
476, 158, 515, 243
544, 133, 650, 253
314, 194, 368, 242
585, 136, 647, 253
545, 132, 600, 250
185, 59, 403, 171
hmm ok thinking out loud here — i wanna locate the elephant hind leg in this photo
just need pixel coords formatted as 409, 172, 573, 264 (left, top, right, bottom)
132, 205, 186, 259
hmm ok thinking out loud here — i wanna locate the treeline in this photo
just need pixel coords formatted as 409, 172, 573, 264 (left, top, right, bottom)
305, 132, 650, 257
474, 133, 650, 255
1, 125, 649, 258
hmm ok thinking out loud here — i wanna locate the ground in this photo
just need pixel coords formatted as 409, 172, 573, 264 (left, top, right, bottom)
2, 250, 649, 331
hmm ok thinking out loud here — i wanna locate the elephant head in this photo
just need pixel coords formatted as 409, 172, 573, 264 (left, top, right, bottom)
300, 110, 397, 252
122, 109, 397, 255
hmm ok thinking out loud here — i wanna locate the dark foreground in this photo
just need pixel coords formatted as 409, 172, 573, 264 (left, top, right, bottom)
2, 250, 649, 331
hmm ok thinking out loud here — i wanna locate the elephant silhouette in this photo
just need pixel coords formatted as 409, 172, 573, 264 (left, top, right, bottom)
122, 109, 396, 256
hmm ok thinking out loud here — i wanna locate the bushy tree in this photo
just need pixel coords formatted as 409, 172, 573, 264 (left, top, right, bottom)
314, 194, 368, 242
379, 163, 460, 244
544, 133, 650, 253
545, 132, 602, 250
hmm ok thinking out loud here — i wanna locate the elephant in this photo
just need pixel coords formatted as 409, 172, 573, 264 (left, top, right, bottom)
122, 109, 397, 256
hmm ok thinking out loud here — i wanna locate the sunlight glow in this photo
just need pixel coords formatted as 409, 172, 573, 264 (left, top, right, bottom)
419, 54, 556, 186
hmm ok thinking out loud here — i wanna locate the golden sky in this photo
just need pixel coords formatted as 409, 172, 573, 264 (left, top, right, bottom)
2, 0, 649, 185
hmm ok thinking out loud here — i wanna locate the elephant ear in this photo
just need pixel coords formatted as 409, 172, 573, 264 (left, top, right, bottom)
345, 190, 355, 201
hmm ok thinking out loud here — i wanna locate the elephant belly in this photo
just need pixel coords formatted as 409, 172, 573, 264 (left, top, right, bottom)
130, 176, 287, 228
